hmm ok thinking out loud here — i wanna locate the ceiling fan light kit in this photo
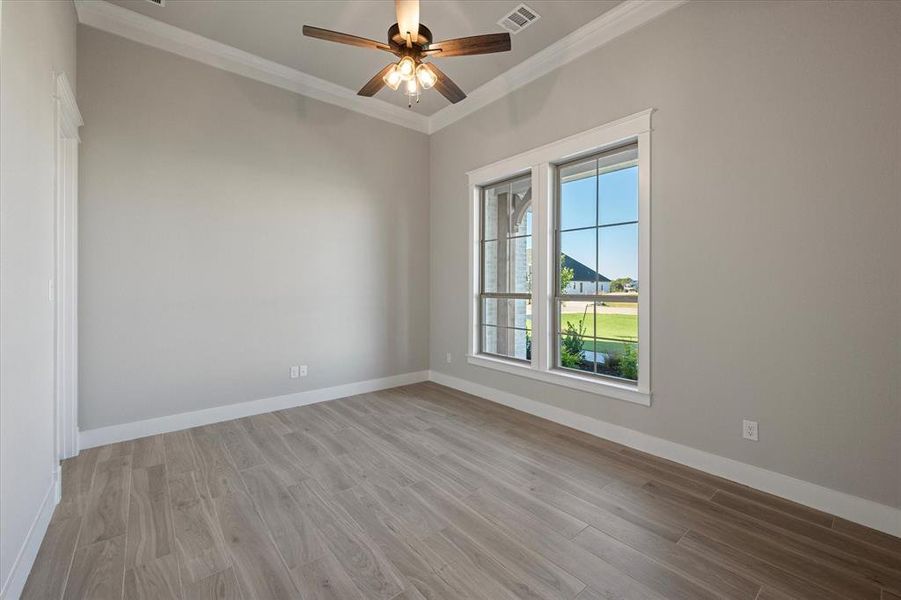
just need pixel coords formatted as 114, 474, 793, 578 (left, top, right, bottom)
396, 56, 416, 80
383, 65, 403, 91
303, 0, 512, 109
416, 64, 437, 89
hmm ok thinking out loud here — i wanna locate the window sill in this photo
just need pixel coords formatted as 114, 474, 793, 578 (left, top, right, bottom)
466, 354, 651, 406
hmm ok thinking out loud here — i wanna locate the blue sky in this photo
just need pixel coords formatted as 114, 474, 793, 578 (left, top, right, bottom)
560, 165, 638, 281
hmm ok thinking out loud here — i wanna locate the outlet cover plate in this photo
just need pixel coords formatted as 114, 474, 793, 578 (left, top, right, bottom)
743, 419, 759, 441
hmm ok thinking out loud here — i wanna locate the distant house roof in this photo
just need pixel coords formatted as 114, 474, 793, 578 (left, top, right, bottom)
562, 254, 610, 283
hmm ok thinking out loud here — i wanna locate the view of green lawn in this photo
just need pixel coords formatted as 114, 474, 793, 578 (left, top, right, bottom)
559, 312, 637, 342
580, 338, 634, 354
525, 312, 637, 355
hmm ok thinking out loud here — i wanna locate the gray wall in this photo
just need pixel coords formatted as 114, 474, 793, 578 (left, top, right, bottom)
429, 1, 901, 508
0, 0, 77, 593
77, 27, 430, 430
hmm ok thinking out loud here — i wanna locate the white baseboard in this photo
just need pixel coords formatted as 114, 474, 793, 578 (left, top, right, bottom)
428, 370, 901, 538
0, 473, 58, 600
79, 371, 429, 449
54, 463, 62, 503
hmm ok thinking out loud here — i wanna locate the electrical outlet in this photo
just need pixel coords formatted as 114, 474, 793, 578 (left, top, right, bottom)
742, 419, 759, 441
299, 365, 308, 377
446, 353, 453, 363
290, 366, 299, 379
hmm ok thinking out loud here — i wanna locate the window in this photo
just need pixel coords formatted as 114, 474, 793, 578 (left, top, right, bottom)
467, 110, 651, 405
479, 175, 532, 361
556, 144, 639, 382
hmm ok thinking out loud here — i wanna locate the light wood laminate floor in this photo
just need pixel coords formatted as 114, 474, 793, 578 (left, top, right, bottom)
23, 382, 901, 599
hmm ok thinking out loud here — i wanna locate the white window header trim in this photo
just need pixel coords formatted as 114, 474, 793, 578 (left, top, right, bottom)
467, 109, 652, 185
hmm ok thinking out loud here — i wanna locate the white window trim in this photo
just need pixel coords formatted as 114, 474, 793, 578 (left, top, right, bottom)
467, 109, 653, 406
54, 72, 83, 461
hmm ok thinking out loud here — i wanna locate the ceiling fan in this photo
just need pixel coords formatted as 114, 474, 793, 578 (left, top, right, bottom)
303, 0, 512, 108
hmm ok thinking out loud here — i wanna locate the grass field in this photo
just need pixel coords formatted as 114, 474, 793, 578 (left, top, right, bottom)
524, 312, 637, 355
579, 338, 634, 354
559, 312, 637, 342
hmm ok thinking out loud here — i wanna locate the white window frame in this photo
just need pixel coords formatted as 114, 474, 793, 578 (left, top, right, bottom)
477, 174, 534, 363
467, 109, 652, 406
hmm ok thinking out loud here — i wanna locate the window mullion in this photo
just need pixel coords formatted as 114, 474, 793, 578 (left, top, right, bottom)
532, 163, 550, 372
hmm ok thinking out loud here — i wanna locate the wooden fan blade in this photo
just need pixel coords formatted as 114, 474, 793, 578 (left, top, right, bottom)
425, 33, 511, 57
428, 63, 466, 104
358, 64, 397, 97
395, 0, 420, 43
424, 33, 510, 58
302, 26, 395, 53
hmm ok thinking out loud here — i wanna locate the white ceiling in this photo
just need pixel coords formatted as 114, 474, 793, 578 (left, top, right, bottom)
108, 0, 622, 115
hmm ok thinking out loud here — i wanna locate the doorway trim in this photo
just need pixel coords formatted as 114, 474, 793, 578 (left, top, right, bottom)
54, 72, 82, 472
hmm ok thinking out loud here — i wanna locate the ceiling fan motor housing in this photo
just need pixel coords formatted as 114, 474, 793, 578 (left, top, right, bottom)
388, 23, 432, 50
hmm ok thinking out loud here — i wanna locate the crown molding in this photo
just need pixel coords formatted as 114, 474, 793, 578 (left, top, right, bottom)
74, 0, 686, 136
73, 0, 430, 133
427, 0, 687, 133
55, 72, 84, 141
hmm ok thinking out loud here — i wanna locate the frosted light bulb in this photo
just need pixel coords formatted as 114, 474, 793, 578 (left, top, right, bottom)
397, 56, 416, 80
383, 66, 402, 90
416, 64, 437, 90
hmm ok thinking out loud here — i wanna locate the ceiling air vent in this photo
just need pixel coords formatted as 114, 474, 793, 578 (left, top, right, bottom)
498, 4, 540, 35
144, 0, 166, 6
